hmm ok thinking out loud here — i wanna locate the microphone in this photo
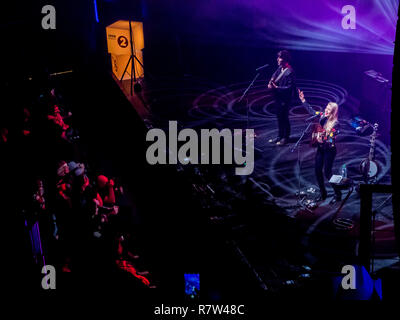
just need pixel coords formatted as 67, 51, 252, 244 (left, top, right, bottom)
255, 63, 269, 71
305, 111, 323, 121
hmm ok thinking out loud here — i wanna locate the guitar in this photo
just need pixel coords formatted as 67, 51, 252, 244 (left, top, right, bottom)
269, 68, 298, 101
311, 123, 325, 147
268, 79, 277, 89
359, 123, 379, 180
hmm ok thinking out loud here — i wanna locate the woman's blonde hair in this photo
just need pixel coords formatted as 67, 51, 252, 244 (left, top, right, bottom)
324, 102, 339, 133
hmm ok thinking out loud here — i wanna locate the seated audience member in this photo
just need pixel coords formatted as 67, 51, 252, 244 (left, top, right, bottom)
68, 162, 89, 192
54, 160, 74, 271
65, 161, 94, 262
47, 105, 70, 141
90, 175, 120, 238
33, 179, 46, 211
96, 175, 116, 206
56, 161, 72, 200
68, 161, 97, 225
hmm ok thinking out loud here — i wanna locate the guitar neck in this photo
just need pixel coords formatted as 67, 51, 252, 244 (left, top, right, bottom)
368, 130, 377, 160
368, 147, 374, 160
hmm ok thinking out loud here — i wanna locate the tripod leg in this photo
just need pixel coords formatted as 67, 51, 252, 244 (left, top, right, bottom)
120, 56, 133, 82
129, 20, 136, 97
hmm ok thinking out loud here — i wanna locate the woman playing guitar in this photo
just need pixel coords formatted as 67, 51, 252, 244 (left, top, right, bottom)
298, 90, 342, 203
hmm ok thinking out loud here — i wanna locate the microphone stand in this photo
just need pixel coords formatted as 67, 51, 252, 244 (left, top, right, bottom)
238, 72, 260, 130
237, 63, 269, 133
290, 120, 314, 211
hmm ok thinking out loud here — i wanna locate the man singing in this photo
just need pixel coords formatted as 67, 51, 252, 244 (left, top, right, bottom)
268, 50, 296, 146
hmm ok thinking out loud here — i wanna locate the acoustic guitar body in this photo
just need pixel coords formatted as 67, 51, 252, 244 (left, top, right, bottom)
311, 123, 324, 147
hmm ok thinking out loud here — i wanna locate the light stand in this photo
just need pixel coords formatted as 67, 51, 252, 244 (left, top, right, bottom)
120, 21, 145, 96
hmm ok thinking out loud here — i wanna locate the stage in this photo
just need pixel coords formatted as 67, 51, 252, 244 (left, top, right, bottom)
113, 73, 397, 292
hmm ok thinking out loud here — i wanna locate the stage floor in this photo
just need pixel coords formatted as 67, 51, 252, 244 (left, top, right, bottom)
115, 73, 397, 291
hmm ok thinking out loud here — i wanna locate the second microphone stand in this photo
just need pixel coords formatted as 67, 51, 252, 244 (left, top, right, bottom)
238, 72, 260, 130
291, 120, 315, 210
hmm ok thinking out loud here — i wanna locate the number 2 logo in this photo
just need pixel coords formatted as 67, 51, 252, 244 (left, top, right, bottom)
118, 36, 128, 48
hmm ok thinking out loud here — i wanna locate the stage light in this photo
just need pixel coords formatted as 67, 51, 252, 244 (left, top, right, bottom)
251, 0, 398, 55
192, 0, 398, 55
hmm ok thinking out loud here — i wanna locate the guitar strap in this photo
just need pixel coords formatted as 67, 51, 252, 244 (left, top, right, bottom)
274, 67, 289, 83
